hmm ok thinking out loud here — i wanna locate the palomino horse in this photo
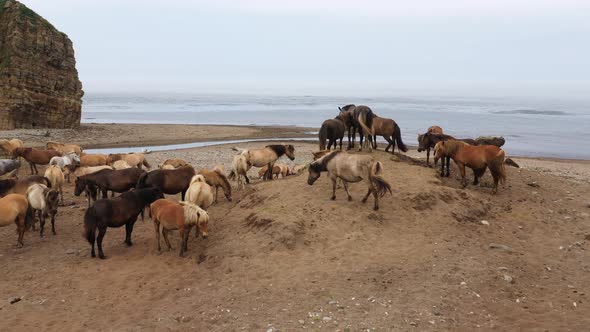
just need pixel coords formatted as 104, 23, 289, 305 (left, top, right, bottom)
370, 116, 408, 154
198, 167, 232, 202
80, 153, 111, 167
112, 160, 132, 170
319, 113, 347, 151
49, 151, 80, 182
136, 165, 196, 200
0, 194, 33, 247
434, 140, 506, 194
0, 175, 51, 198
354, 105, 377, 152
14, 147, 60, 175
158, 158, 189, 169
150, 199, 209, 257
307, 151, 391, 210
242, 144, 295, 180
109, 153, 151, 169
44, 165, 65, 204
0, 139, 24, 158
228, 154, 250, 190
84, 187, 164, 259
26, 183, 59, 237
417, 132, 477, 175
46, 141, 83, 155
337, 104, 357, 150
258, 165, 281, 179
186, 175, 214, 210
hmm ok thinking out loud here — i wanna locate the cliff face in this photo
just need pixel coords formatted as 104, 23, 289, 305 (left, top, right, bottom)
0, 0, 83, 129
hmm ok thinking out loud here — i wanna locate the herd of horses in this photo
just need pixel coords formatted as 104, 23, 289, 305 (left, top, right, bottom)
0, 104, 514, 258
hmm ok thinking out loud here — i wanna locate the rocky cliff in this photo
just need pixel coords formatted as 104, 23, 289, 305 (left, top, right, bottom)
0, 0, 83, 129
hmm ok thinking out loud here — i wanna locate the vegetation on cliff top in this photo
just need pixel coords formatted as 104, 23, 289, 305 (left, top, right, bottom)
0, 0, 56, 31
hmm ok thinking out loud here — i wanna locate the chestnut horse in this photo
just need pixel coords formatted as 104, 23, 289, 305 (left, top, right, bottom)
136, 165, 196, 200
150, 199, 209, 257
319, 114, 346, 151
80, 153, 111, 167
84, 187, 164, 259
307, 151, 391, 210
435, 140, 506, 193
417, 132, 478, 176
370, 116, 408, 154
109, 153, 151, 169
0, 194, 33, 247
14, 147, 60, 175
46, 141, 83, 155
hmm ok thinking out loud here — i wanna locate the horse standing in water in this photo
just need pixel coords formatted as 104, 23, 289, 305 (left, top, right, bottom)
434, 140, 506, 194
307, 151, 391, 210
241, 144, 295, 180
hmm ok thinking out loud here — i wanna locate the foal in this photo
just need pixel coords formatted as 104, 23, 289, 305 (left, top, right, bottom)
26, 183, 59, 237
307, 151, 391, 210
242, 144, 295, 180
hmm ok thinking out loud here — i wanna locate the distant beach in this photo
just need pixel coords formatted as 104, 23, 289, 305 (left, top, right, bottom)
81, 93, 590, 159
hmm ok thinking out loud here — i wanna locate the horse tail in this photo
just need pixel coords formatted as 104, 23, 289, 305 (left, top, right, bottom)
393, 122, 408, 152
136, 172, 148, 189
357, 113, 374, 137
369, 162, 392, 197
24, 204, 34, 230
504, 158, 520, 168
83, 207, 97, 244
42, 176, 52, 188
228, 170, 236, 180
319, 124, 327, 150
489, 149, 507, 185
142, 159, 151, 169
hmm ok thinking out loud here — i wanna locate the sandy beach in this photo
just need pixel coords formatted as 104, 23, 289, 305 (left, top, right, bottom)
0, 124, 589, 331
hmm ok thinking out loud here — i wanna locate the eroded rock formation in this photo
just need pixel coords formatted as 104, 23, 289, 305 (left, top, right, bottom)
0, 0, 83, 129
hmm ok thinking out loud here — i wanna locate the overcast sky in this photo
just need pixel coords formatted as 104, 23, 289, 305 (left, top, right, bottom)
20, 0, 590, 97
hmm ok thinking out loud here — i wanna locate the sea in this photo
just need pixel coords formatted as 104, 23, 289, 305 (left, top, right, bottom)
82, 93, 590, 159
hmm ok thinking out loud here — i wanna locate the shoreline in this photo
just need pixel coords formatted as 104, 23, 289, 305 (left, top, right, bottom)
1, 123, 589, 162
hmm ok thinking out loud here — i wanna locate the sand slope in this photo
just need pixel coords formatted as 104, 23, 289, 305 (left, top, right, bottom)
0, 145, 589, 331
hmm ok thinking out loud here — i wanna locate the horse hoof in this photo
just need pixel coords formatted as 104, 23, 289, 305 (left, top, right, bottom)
374, 206, 379, 211
347, 196, 352, 202
330, 196, 336, 201
99, 255, 106, 259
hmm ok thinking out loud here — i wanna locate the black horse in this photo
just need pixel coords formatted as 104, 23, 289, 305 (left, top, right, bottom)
319, 114, 346, 150
83, 187, 164, 259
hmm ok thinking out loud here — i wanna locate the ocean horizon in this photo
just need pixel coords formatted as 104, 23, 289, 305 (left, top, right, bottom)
81, 93, 590, 159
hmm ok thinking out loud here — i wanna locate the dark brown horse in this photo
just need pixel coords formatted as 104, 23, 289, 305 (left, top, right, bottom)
0, 175, 51, 198
319, 114, 346, 151
370, 116, 408, 154
83, 187, 164, 259
417, 132, 477, 176
136, 165, 196, 199
353, 105, 377, 151
75, 168, 147, 200
14, 147, 61, 175
338, 104, 357, 150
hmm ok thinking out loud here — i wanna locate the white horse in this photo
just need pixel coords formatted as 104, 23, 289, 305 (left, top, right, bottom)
26, 183, 59, 237
50, 151, 80, 183
228, 154, 250, 190
112, 160, 132, 170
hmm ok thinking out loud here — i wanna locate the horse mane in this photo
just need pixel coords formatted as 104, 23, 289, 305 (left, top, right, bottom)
440, 139, 466, 156
340, 104, 356, 112
266, 144, 287, 157
310, 150, 341, 173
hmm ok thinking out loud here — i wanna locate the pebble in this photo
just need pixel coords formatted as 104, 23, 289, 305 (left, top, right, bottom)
328, 300, 338, 305
527, 182, 540, 188
545, 266, 552, 272
10, 297, 21, 304
489, 243, 511, 251
298, 320, 305, 325
65, 249, 77, 255
497, 267, 508, 271
322, 317, 332, 322
503, 274, 514, 284
480, 220, 490, 226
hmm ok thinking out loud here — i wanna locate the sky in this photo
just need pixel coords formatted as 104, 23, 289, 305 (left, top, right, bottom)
19, 0, 590, 97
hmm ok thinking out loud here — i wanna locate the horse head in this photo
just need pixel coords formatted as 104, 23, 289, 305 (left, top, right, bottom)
307, 161, 322, 185
285, 145, 295, 161
74, 177, 87, 196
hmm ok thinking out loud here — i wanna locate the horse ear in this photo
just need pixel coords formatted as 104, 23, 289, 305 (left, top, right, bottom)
338, 107, 342, 112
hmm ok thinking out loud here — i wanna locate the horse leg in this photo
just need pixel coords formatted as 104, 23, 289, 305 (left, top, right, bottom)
266, 163, 274, 181
181, 189, 187, 201
50, 210, 56, 235
59, 185, 64, 204
179, 228, 186, 257
34, 163, 39, 175
426, 148, 430, 167
16, 218, 25, 248
154, 221, 161, 251
339, 137, 343, 150
361, 188, 371, 203
330, 177, 337, 200
97, 226, 107, 259
446, 157, 451, 177
491, 167, 500, 194
373, 189, 380, 211
124, 221, 134, 246
458, 163, 467, 187
39, 210, 45, 237
343, 181, 352, 201
184, 226, 191, 251
162, 228, 172, 250
358, 128, 364, 151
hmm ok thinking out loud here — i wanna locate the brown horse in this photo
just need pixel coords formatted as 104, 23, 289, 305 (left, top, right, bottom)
14, 147, 61, 175
353, 105, 377, 151
435, 140, 506, 193
0, 175, 51, 198
197, 168, 232, 202
308, 151, 391, 210
75, 168, 146, 200
370, 116, 408, 154
242, 144, 295, 180
319, 114, 346, 151
83, 187, 164, 259
0, 194, 33, 247
46, 141, 83, 155
258, 164, 282, 179
136, 165, 196, 200
80, 153, 111, 167
338, 104, 357, 150
417, 132, 478, 176
150, 199, 209, 257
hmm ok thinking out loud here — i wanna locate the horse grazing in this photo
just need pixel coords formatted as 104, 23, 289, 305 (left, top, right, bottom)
0, 139, 24, 158
44, 165, 65, 203
26, 183, 59, 237
109, 153, 150, 169
198, 168, 232, 202
75, 168, 146, 200
150, 199, 209, 257
353, 105, 377, 151
0, 175, 51, 198
136, 165, 195, 200
14, 147, 60, 175
46, 141, 83, 155
243, 144, 295, 180
80, 153, 111, 167
338, 104, 357, 150
158, 158, 189, 169
0, 159, 20, 177
0, 194, 33, 247
228, 154, 250, 190
417, 132, 478, 175
185, 175, 214, 210
307, 151, 391, 210
50, 151, 80, 183
84, 187, 164, 259
319, 114, 346, 151
370, 116, 408, 154
112, 160, 132, 170
435, 140, 506, 194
